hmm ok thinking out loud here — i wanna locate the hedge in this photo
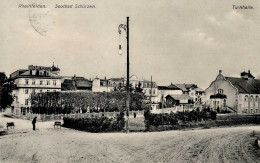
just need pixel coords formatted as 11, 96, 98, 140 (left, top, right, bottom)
144, 110, 217, 130
63, 112, 125, 133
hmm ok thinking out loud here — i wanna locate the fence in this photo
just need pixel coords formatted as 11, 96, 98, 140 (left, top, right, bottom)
17, 110, 145, 121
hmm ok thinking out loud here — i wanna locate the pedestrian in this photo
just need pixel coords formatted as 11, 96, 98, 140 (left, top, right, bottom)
32, 116, 37, 131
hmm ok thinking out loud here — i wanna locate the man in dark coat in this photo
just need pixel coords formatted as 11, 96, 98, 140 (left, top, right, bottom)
32, 116, 37, 130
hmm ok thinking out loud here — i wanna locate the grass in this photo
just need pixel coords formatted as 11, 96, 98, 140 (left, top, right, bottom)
128, 117, 145, 131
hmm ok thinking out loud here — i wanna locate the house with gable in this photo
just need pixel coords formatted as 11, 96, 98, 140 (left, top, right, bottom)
205, 70, 260, 113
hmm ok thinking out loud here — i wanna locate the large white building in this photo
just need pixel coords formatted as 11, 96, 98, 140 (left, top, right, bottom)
205, 70, 260, 113
10, 64, 62, 115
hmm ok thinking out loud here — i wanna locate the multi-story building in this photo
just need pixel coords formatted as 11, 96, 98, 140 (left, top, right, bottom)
205, 70, 260, 113
174, 84, 205, 106
10, 64, 62, 115
156, 84, 183, 104
92, 75, 158, 102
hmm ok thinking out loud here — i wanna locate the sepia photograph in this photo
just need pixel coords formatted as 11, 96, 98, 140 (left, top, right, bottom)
0, 0, 260, 162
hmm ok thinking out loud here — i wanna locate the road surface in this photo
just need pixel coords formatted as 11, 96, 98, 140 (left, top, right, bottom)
0, 114, 260, 163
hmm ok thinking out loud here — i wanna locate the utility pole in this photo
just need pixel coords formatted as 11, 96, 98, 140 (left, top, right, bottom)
118, 17, 130, 133
126, 17, 130, 133
150, 75, 152, 110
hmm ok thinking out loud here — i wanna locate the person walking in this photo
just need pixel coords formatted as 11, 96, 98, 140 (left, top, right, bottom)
32, 116, 37, 131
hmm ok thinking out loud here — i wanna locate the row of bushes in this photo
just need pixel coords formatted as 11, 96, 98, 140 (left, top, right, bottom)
63, 112, 125, 132
144, 110, 217, 129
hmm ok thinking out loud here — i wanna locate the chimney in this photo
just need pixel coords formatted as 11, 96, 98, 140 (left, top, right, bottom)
219, 70, 222, 74
105, 76, 106, 80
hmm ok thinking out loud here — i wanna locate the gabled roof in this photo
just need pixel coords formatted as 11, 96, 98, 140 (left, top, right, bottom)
174, 84, 197, 92
166, 94, 193, 100
225, 77, 260, 94
158, 85, 181, 90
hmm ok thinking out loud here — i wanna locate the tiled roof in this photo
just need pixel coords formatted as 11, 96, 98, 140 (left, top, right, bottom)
61, 79, 76, 91
158, 85, 181, 90
225, 77, 260, 94
75, 79, 92, 88
174, 84, 196, 92
166, 94, 193, 100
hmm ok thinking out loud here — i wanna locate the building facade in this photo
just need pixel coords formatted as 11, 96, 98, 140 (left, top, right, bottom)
10, 64, 62, 115
205, 70, 260, 113
174, 84, 205, 105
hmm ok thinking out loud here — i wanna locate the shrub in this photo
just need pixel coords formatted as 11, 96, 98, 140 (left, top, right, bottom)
144, 110, 218, 130
63, 112, 125, 133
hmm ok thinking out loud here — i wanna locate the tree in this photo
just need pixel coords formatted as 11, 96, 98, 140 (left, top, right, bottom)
0, 72, 14, 110
135, 82, 143, 93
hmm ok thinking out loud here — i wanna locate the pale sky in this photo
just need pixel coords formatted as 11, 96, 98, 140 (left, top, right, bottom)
0, 0, 259, 89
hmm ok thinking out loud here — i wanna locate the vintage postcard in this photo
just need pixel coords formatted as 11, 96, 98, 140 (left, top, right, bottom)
0, 0, 259, 162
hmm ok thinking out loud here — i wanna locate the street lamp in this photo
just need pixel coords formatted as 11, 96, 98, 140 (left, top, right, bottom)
118, 17, 130, 133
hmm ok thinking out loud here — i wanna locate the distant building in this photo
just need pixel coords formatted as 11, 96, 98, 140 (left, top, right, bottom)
174, 84, 205, 106
156, 84, 183, 105
10, 64, 62, 115
61, 75, 92, 92
92, 75, 158, 106
205, 70, 260, 113
165, 94, 193, 111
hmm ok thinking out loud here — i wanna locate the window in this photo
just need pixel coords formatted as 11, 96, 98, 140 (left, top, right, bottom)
245, 95, 248, 102
223, 99, 226, 107
25, 99, 28, 105
40, 81, 43, 85
218, 89, 223, 94
25, 79, 29, 85
256, 96, 259, 102
153, 90, 155, 94
47, 80, 50, 85
53, 80, 56, 85
250, 95, 254, 102
40, 90, 42, 93
32, 80, 35, 85
25, 89, 28, 94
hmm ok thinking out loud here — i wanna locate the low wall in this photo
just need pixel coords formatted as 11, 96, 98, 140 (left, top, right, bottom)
15, 110, 145, 121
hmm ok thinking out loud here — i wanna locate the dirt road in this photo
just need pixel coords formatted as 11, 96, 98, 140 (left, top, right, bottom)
1, 114, 260, 163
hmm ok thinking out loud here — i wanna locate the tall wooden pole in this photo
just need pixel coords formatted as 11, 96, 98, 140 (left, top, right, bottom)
150, 75, 152, 110
126, 17, 130, 133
